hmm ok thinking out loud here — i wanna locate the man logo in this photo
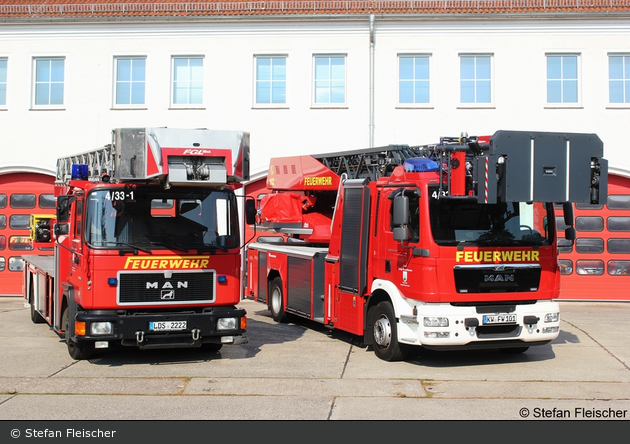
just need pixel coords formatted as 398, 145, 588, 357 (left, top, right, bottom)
146, 281, 188, 289
161, 290, 175, 300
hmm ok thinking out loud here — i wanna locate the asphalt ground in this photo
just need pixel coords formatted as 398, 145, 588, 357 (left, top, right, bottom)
0, 295, 628, 438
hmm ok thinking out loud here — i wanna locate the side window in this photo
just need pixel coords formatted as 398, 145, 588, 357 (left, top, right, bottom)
609, 54, 630, 105
255, 56, 287, 106
460, 54, 492, 105
172, 56, 203, 107
399, 55, 430, 105
114, 57, 146, 107
0, 58, 7, 107
33, 57, 65, 108
546, 54, 579, 105
313, 55, 346, 105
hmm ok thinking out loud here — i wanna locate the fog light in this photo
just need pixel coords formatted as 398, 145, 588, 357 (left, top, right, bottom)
217, 317, 237, 330
424, 331, 450, 339
95, 341, 109, 349
90, 322, 113, 335
220, 336, 234, 344
543, 326, 559, 334
545, 312, 559, 323
424, 317, 449, 327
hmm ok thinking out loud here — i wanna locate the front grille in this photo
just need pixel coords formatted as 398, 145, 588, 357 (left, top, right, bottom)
118, 271, 215, 305
454, 264, 541, 293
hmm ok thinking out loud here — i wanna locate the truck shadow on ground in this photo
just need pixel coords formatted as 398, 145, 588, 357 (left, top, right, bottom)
82, 309, 309, 366
279, 313, 562, 368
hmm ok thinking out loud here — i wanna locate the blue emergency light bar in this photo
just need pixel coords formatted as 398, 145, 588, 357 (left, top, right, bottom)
71, 164, 89, 180
403, 158, 440, 173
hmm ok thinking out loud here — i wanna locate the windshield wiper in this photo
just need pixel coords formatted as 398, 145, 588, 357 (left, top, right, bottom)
93, 241, 152, 255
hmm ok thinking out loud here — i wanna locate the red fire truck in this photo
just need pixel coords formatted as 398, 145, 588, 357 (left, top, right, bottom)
23, 127, 256, 360
245, 130, 608, 361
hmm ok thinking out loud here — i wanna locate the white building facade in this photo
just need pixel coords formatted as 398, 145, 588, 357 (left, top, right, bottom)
1, 1, 630, 297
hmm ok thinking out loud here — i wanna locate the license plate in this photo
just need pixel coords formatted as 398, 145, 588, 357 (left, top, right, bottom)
149, 321, 187, 331
483, 314, 517, 325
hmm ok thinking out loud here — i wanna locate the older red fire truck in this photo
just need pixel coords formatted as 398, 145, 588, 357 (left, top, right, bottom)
23, 127, 256, 360
245, 130, 608, 361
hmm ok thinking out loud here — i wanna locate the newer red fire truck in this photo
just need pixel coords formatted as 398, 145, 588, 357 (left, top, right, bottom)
245, 130, 608, 361
23, 127, 256, 360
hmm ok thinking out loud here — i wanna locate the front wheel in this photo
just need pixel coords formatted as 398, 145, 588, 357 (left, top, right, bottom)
370, 301, 409, 362
62, 306, 93, 361
269, 277, 288, 323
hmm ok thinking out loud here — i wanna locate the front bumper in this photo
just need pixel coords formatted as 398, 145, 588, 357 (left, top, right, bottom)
397, 300, 560, 350
73, 306, 247, 349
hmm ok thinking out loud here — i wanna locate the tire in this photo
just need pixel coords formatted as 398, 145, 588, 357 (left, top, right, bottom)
370, 301, 409, 362
62, 306, 93, 361
29, 285, 45, 324
269, 277, 288, 323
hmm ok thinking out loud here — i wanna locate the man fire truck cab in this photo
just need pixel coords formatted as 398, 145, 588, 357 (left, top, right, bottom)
23, 127, 257, 360
245, 130, 608, 361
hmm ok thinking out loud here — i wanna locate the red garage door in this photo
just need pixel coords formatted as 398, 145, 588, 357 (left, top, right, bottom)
558, 174, 630, 301
0, 172, 55, 296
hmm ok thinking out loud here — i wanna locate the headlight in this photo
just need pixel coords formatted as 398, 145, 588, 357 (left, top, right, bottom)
423, 317, 449, 327
544, 312, 559, 323
90, 322, 113, 335
217, 317, 237, 331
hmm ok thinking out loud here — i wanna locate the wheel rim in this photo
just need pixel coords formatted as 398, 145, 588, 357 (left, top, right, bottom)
373, 314, 392, 348
271, 287, 282, 314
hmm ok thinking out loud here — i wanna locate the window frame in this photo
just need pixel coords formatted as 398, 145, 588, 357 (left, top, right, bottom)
312, 54, 347, 108
545, 53, 581, 108
170, 55, 204, 109
397, 54, 432, 108
458, 54, 494, 108
253, 55, 288, 108
31, 57, 65, 110
113, 56, 147, 109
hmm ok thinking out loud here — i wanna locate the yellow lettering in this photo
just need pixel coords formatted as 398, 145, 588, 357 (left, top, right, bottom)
492, 251, 500, 262
170, 259, 183, 268
124, 257, 134, 269
456, 251, 464, 262
522, 251, 531, 261
159, 260, 168, 268
502, 251, 513, 261
190, 260, 200, 269
532, 251, 539, 261
183, 260, 190, 268
201, 260, 209, 268
514, 251, 521, 261
473, 251, 482, 262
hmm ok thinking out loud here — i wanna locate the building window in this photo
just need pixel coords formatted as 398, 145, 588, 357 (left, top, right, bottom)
255, 56, 286, 105
609, 55, 630, 104
460, 55, 491, 104
546, 55, 578, 104
576, 259, 604, 276
608, 260, 630, 275
608, 194, 630, 210
172, 57, 203, 106
10, 194, 36, 209
33, 58, 64, 107
575, 238, 604, 254
575, 216, 604, 232
314, 55, 345, 105
399, 55, 430, 104
115, 57, 146, 106
0, 58, 6, 107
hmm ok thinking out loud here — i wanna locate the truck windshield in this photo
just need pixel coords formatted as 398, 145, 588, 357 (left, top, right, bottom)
85, 186, 240, 252
428, 187, 553, 247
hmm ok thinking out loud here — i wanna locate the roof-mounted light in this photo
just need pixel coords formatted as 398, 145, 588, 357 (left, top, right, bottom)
71, 164, 89, 180
404, 158, 440, 173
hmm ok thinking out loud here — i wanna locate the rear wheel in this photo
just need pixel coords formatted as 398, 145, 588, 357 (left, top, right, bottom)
269, 277, 288, 323
62, 306, 93, 361
370, 301, 409, 362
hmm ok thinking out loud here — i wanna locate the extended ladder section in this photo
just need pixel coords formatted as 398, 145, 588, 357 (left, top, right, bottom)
56, 127, 250, 187
309, 130, 608, 205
